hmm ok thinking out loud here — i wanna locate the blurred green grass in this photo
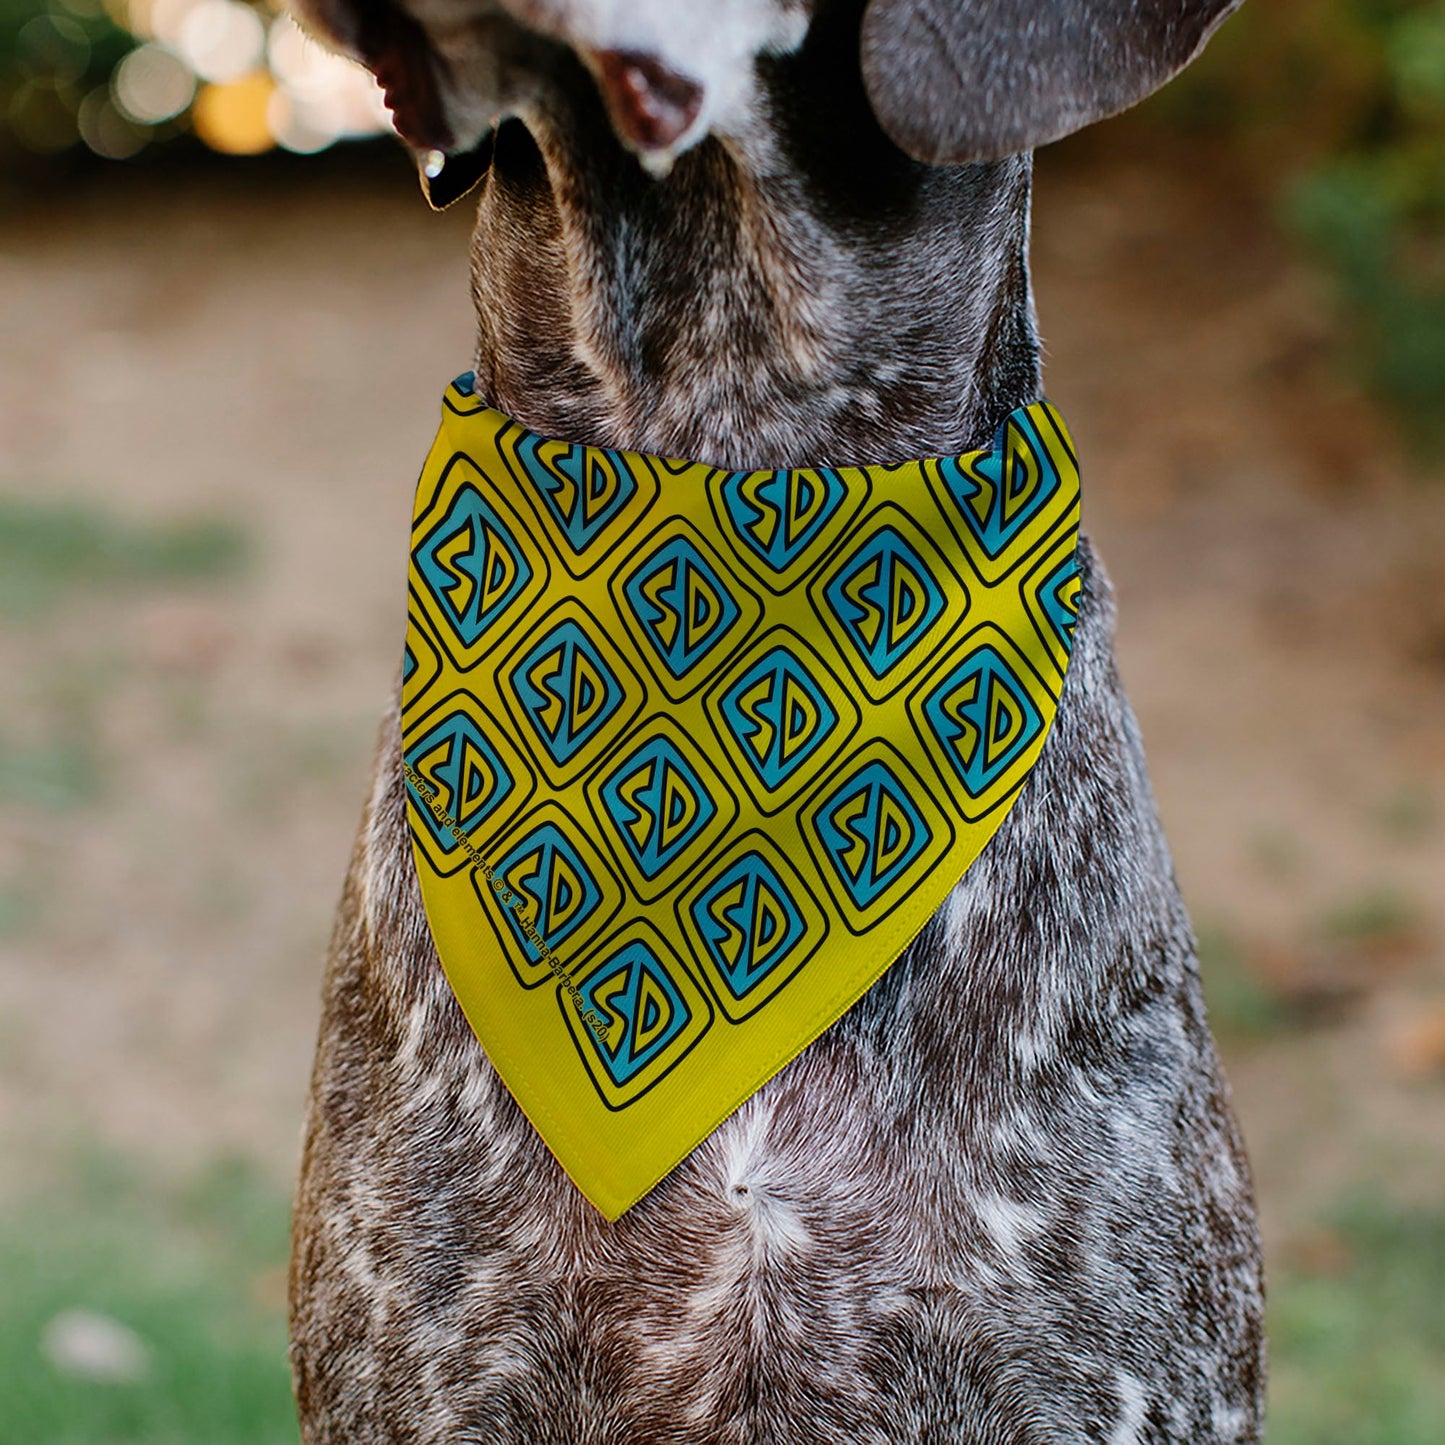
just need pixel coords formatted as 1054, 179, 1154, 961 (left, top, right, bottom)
1, 1152, 1443, 1441
0, 1154, 297, 1445
1270, 1197, 1445, 1445
1198, 923, 1291, 1040
0, 495, 249, 619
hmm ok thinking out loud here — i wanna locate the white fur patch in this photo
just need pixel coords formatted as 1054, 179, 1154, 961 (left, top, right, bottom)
1108, 1369, 1149, 1445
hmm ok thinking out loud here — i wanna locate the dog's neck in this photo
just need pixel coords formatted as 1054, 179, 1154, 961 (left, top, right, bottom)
463, 37, 1042, 471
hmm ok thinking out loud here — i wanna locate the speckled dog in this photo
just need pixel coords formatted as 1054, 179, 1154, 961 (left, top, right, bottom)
286, 1, 1266, 1440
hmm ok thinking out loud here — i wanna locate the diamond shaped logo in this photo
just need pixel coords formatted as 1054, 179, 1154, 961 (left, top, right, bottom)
599, 734, 716, 880
718, 645, 838, 792
516, 433, 636, 555
691, 852, 807, 1002
719, 466, 846, 574
578, 939, 692, 1086
622, 536, 742, 680
1037, 552, 1081, 655
824, 526, 945, 679
510, 619, 625, 768
934, 411, 1062, 560
413, 484, 531, 646
404, 708, 515, 852
923, 644, 1044, 798
813, 759, 931, 912
492, 822, 603, 962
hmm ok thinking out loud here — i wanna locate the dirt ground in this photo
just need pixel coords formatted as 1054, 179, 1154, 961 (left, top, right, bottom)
1, 137, 1442, 1272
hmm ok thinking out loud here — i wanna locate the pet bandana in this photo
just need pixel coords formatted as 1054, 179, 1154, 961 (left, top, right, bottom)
402, 374, 1081, 1219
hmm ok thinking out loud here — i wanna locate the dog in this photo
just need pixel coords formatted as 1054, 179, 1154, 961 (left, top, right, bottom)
286, 2, 1267, 1440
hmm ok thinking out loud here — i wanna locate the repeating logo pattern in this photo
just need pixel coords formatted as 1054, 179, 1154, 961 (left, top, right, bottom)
492, 822, 602, 961
674, 834, 828, 1022
511, 619, 626, 767
907, 626, 1059, 825
405, 709, 514, 846
515, 433, 636, 554
623, 535, 742, 680
1037, 552, 1081, 654
923, 644, 1044, 799
598, 732, 718, 881
414, 483, 531, 646
814, 757, 932, 912
472, 802, 624, 989
718, 466, 847, 574
926, 407, 1078, 585
692, 851, 806, 1001
579, 938, 690, 1084
718, 644, 838, 792
934, 411, 1057, 558
824, 525, 945, 680
565, 926, 713, 1109
403, 695, 533, 876
402, 378, 1079, 1213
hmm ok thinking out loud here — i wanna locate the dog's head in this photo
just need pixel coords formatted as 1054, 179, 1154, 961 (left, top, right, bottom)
292, 0, 1242, 203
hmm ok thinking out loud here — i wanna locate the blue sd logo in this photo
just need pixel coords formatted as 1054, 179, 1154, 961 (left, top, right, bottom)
719, 467, 845, 573
511, 619, 624, 767
493, 822, 602, 960
935, 412, 1061, 559
578, 939, 691, 1085
692, 852, 807, 1001
923, 644, 1044, 798
515, 433, 636, 555
622, 536, 741, 679
1036, 551, 1081, 655
815, 759, 931, 912
718, 646, 838, 792
413, 484, 530, 646
404, 709, 515, 851
824, 526, 945, 679
600, 735, 716, 880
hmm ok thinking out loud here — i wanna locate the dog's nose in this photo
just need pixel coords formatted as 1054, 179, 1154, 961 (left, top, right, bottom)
591, 50, 703, 153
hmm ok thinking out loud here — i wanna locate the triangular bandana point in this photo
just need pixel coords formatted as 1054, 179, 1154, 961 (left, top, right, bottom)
403, 375, 1081, 1219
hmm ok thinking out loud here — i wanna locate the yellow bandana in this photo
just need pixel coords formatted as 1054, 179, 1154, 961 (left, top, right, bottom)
402, 375, 1081, 1219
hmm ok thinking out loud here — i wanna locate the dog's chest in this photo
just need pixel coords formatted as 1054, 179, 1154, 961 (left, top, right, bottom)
293, 536, 1261, 1442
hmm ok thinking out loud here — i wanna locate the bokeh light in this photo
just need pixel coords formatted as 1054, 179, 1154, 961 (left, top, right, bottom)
18, 13, 92, 85
175, 0, 264, 84
3, 0, 394, 160
266, 14, 390, 152
77, 83, 148, 156
9, 75, 80, 152
112, 42, 193, 123
191, 68, 271, 153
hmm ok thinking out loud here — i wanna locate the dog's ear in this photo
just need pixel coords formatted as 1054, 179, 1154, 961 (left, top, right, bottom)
860, 0, 1244, 165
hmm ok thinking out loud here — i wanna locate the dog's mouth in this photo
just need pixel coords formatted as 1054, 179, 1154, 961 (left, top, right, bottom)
345, 0, 454, 151
411, 46, 701, 203
418, 133, 497, 209
296, 0, 715, 204
295, 0, 496, 206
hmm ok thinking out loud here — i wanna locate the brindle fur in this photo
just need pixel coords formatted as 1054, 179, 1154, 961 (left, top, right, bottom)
287, 2, 1266, 1439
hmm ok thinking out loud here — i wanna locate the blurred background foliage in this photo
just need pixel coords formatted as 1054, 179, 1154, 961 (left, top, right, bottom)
0, 0, 385, 167
2, 4, 1444, 1443
1159, 0, 1445, 451
4, 0, 1443, 448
